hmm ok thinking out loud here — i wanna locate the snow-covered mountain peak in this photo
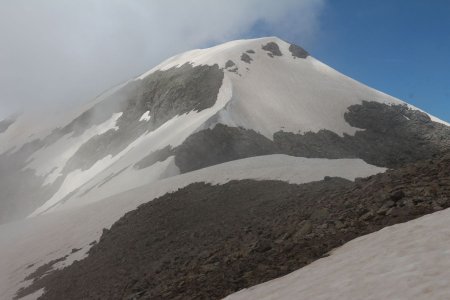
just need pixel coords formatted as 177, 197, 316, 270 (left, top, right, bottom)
1, 37, 449, 224
138, 37, 291, 77
136, 36, 404, 139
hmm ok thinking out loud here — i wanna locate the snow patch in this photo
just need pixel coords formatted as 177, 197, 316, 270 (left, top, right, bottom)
139, 111, 151, 122
25, 112, 123, 186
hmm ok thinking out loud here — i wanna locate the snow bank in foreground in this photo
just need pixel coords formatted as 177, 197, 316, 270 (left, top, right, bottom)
0, 155, 384, 300
225, 208, 450, 300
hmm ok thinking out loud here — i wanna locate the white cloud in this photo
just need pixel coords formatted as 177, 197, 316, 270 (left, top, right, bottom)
0, 0, 325, 118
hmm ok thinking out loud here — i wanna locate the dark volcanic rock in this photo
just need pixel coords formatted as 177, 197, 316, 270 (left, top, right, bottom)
23, 256, 68, 282
390, 190, 405, 202
262, 42, 283, 57
174, 124, 278, 173
240, 53, 253, 64
174, 101, 450, 174
134, 146, 174, 169
127, 63, 224, 127
224, 60, 236, 69
289, 44, 309, 59
17, 152, 450, 300
275, 101, 450, 168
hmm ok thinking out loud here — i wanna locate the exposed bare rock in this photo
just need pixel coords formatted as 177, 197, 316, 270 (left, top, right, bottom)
240, 53, 253, 64
289, 43, 309, 59
262, 42, 282, 57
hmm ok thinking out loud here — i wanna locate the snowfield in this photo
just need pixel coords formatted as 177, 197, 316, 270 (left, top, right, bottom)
225, 207, 450, 300
0, 155, 384, 300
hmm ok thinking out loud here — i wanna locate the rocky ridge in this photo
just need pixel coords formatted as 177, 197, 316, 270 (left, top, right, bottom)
17, 151, 450, 299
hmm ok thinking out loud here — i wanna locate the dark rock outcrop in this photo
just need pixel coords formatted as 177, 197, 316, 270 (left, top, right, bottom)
224, 60, 236, 69
262, 42, 283, 57
275, 101, 450, 167
174, 101, 450, 173
174, 124, 278, 173
240, 53, 253, 64
289, 44, 309, 59
134, 146, 174, 170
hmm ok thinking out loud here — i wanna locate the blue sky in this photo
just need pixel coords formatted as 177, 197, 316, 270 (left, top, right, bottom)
246, 0, 450, 122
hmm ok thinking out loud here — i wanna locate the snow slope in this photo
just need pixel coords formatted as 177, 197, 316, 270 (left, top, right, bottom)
0, 155, 384, 300
225, 207, 450, 300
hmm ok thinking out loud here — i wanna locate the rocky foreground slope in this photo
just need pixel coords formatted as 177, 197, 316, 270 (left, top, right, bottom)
17, 151, 450, 299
